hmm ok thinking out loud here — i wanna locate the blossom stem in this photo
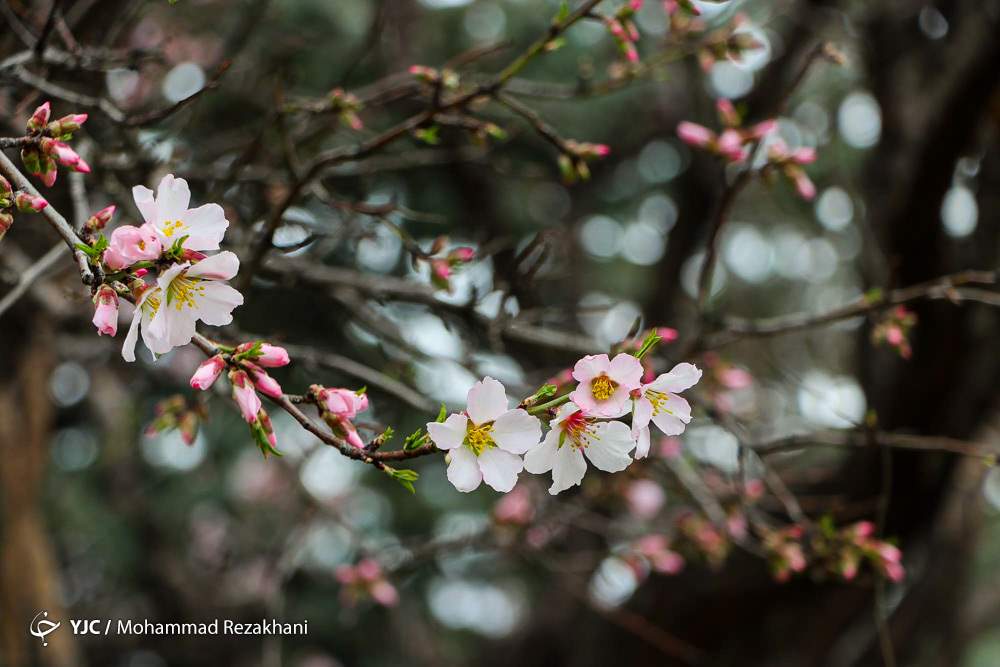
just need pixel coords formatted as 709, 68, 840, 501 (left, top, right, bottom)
527, 394, 572, 415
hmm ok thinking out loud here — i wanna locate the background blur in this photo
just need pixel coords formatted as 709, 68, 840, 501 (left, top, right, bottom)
1, 0, 999, 665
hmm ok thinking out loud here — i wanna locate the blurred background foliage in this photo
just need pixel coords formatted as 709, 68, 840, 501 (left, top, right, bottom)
1, 0, 999, 665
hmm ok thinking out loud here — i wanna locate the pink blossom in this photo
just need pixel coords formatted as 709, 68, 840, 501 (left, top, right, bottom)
718, 367, 752, 389
494, 485, 534, 525
569, 352, 643, 417
852, 521, 876, 539
677, 121, 714, 148
40, 138, 87, 171
190, 355, 226, 390
92, 285, 119, 336
659, 436, 683, 458
230, 370, 262, 424
370, 580, 399, 607
86, 205, 116, 232
103, 224, 162, 270
448, 246, 476, 262
247, 364, 283, 399
716, 98, 740, 127
316, 386, 369, 419
625, 479, 665, 519
791, 147, 817, 164
716, 129, 747, 162
885, 325, 904, 346
655, 327, 679, 343
748, 119, 778, 139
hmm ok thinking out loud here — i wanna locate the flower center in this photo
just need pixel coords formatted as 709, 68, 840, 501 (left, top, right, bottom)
645, 389, 673, 415
162, 219, 188, 237
560, 410, 597, 450
590, 374, 618, 401
167, 274, 206, 311
464, 422, 495, 456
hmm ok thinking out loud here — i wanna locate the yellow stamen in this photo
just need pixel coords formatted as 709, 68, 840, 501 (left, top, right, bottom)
590, 374, 617, 401
162, 219, 187, 237
167, 275, 206, 311
465, 422, 495, 456
645, 389, 674, 416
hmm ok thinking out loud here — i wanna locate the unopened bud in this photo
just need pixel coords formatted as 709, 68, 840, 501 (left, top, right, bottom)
27, 102, 51, 133
14, 192, 47, 213
0, 212, 12, 241
21, 148, 41, 176
85, 205, 116, 232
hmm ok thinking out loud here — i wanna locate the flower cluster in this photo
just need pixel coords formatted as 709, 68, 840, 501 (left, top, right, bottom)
0, 174, 47, 242
871, 306, 917, 359
427, 349, 702, 495
677, 98, 777, 164
335, 558, 399, 608
605, 1, 643, 64
20, 102, 90, 186
82, 174, 241, 362
144, 394, 207, 445
419, 238, 476, 291
189, 342, 291, 457
311, 384, 371, 450
763, 138, 818, 200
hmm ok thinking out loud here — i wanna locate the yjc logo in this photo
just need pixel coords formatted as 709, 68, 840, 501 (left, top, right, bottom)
29, 611, 60, 647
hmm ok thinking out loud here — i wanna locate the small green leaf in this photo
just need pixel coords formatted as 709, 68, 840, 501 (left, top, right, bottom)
555, 0, 570, 22
384, 466, 419, 493
436, 403, 448, 422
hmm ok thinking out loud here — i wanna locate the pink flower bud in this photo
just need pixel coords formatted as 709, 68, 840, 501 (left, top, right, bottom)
677, 121, 714, 149
40, 138, 81, 168
0, 212, 12, 240
14, 192, 47, 212
92, 285, 119, 336
655, 326, 679, 342
717, 129, 746, 162
257, 343, 290, 367
448, 246, 476, 263
56, 113, 88, 133
749, 119, 778, 139
370, 580, 399, 607
247, 364, 284, 399
230, 370, 262, 424
716, 98, 740, 127
318, 387, 368, 419
40, 159, 57, 187
791, 147, 817, 164
104, 224, 162, 270
190, 355, 226, 390
885, 325, 904, 346
884, 560, 905, 582
258, 409, 277, 449
27, 102, 51, 132
86, 204, 115, 231
793, 171, 816, 200
852, 521, 876, 538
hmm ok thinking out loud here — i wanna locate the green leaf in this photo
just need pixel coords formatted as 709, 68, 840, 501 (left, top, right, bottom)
555, 0, 570, 22
384, 466, 419, 493
414, 126, 440, 145
436, 403, 448, 422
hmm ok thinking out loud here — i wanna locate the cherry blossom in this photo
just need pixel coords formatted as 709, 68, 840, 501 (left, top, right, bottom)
132, 174, 229, 251
103, 224, 162, 270
336, 558, 399, 607
569, 353, 644, 418
426, 377, 542, 493
630, 362, 702, 458
523, 402, 636, 495
122, 251, 243, 361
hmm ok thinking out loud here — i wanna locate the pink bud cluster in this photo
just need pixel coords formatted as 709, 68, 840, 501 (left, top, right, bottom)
335, 558, 399, 608
696, 14, 763, 72
700, 351, 754, 415
310, 384, 370, 449
605, 1, 644, 63
763, 525, 808, 582
629, 534, 685, 576
144, 395, 205, 445
328, 88, 364, 131
188, 342, 292, 457
558, 140, 612, 184
493, 484, 535, 526
21, 102, 90, 187
421, 239, 476, 292
103, 223, 162, 270
765, 138, 818, 200
677, 98, 777, 164
0, 175, 47, 241
677, 512, 730, 568
871, 306, 917, 359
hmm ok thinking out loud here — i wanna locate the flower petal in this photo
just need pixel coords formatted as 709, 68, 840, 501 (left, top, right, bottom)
651, 412, 688, 436
492, 409, 542, 454
194, 283, 244, 326
132, 185, 156, 225
427, 413, 468, 451
609, 352, 644, 389
571, 354, 610, 383
479, 448, 523, 493
466, 376, 509, 425
632, 397, 653, 435
181, 203, 228, 251
650, 363, 702, 394
155, 174, 191, 222
634, 426, 651, 459
583, 421, 634, 472
549, 445, 587, 495
186, 250, 239, 280
524, 429, 560, 473
447, 446, 482, 492
121, 305, 142, 362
